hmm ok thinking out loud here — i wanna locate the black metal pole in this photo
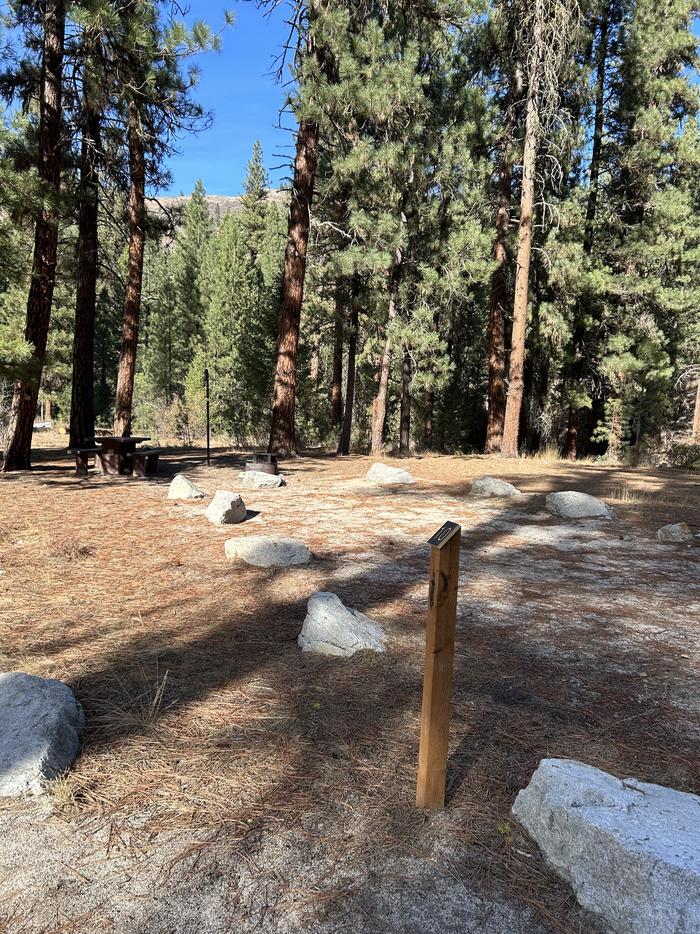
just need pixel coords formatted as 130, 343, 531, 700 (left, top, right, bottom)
204, 367, 210, 466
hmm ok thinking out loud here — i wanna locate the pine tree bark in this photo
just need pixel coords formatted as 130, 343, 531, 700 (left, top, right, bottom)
564, 405, 578, 460
2, 1, 65, 471
424, 389, 434, 447
331, 284, 343, 426
114, 101, 146, 436
423, 310, 440, 448
268, 118, 319, 455
399, 346, 412, 456
369, 289, 396, 455
607, 398, 622, 460
370, 243, 403, 455
485, 67, 522, 455
692, 376, 700, 442
485, 169, 510, 455
310, 332, 320, 385
501, 32, 543, 459
338, 279, 359, 456
69, 94, 100, 448
565, 11, 610, 458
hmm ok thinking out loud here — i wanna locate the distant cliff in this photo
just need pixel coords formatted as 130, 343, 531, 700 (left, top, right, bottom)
149, 188, 287, 221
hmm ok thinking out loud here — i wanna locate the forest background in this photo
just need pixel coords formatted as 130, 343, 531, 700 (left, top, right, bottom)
0, 0, 699, 468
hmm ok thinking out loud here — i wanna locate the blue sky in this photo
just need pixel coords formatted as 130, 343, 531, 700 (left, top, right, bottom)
163, 2, 294, 197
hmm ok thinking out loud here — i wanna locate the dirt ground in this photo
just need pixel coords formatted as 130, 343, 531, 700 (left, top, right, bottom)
0, 442, 698, 934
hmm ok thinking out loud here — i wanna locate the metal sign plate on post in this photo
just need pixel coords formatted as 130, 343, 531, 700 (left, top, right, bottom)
427, 520, 461, 550
416, 520, 461, 809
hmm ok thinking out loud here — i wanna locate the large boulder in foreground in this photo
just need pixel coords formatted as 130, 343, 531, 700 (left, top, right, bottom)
167, 474, 206, 500
546, 491, 613, 520
239, 470, 286, 490
471, 476, 522, 498
205, 491, 247, 525
512, 758, 700, 934
656, 522, 693, 543
367, 462, 415, 486
0, 672, 85, 796
225, 535, 310, 567
298, 592, 386, 657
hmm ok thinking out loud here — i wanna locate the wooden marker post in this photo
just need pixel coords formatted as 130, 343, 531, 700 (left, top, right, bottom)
416, 520, 461, 809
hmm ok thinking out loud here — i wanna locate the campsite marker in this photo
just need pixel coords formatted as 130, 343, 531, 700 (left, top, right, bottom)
416, 520, 461, 809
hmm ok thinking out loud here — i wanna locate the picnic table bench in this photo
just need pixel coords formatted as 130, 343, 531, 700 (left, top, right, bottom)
130, 447, 163, 477
67, 446, 100, 477
68, 436, 163, 478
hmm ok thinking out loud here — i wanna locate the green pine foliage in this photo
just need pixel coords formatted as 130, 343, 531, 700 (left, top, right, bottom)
0, 0, 697, 463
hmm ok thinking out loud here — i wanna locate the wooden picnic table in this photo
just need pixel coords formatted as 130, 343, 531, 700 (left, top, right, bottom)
94, 436, 150, 476
68, 436, 164, 477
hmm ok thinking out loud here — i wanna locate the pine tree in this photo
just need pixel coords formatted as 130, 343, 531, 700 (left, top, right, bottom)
67, 3, 117, 448
240, 140, 268, 260
172, 178, 211, 354
562, 0, 622, 459
114, 96, 147, 436
113, 5, 217, 435
589, 0, 700, 457
484, 8, 523, 454
501, 0, 581, 458
268, 0, 339, 455
2, 0, 66, 470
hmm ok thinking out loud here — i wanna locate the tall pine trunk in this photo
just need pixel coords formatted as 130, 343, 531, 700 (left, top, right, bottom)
370, 244, 403, 455
69, 95, 100, 448
399, 347, 412, 456
423, 309, 440, 448
2, 1, 65, 471
268, 118, 319, 454
331, 284, 343, 426
485, 165, 510, 454
114, 101, 146, 436
691, 376, 700, 442
564, 405, 578, 459
338, 279, 359, 456
607, 397, 622, 460
369, 287, 397, 455
501, 29, 543, 458
485, 67, 521, 455
424, 390, 434, 447
565, 10, 610, 458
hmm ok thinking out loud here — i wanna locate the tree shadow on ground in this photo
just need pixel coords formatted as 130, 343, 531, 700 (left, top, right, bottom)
2, 461, 698, 932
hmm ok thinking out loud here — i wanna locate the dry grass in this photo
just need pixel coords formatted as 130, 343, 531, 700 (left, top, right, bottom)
0, 444, 698, 932
607, 480, 695, 509
46, 773, 79, 814
523, 444, 597, 465
91, 666, 171, 738
607, 483, 655, 504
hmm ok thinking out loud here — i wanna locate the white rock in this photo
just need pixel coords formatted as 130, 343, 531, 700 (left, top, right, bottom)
656, 522, 693, 543
225, 535, 310, 567
367, 462, 415, 486
239, 470, 286, 490
167, 474, 206, 500
298, 592, 386, 657
471, 476, 522, 498
205, 490, 247, 525
512, 758, 700, 934
0, 672, 85, 796
546, 491, 613, 519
